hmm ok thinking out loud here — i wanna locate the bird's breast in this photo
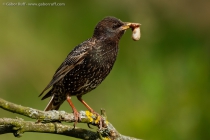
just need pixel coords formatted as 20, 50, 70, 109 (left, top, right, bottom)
63, 45, 118, 96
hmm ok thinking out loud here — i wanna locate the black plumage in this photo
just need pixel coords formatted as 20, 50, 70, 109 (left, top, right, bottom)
39, 16, 136, 123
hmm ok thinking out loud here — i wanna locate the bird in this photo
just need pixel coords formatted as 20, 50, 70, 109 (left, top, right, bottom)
39, 16, 139, 125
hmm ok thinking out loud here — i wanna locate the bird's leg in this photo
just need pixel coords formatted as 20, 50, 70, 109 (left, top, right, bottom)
66, 95, 80, 127
77, 96, 104, 128
77, 96, 94, 113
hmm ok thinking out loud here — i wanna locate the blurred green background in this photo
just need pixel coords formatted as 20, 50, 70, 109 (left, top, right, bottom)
0, 0, 210, 140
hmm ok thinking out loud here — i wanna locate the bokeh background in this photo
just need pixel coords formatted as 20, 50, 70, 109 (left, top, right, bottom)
0, 0, 210, 140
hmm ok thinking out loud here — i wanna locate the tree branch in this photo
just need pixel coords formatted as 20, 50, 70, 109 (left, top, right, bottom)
0, 98, 141, 140
0, 118, 99, 139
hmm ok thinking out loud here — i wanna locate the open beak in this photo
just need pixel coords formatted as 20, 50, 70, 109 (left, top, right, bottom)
121, 23, 131, 30
121, 22, 141, 30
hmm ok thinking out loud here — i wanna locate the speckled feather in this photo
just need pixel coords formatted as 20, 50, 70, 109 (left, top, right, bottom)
39, 17, 126, 111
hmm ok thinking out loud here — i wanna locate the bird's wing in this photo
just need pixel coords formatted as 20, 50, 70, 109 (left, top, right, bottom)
39, 42, 91, 97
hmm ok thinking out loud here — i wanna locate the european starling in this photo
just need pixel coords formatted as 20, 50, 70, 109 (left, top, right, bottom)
39, 16, 140, 125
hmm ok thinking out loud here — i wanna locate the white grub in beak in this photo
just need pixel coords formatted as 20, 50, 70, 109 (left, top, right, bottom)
122, 22, 141, 41
132, 26, 140, 41
128, 23, 141, 41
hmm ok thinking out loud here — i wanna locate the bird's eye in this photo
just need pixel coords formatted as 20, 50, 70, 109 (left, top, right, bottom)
112, 24, 121, 30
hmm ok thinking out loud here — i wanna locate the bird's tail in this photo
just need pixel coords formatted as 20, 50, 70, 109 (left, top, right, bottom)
44, 95, 60, 111
42, 90, 65, 111
40, 85, 66, 111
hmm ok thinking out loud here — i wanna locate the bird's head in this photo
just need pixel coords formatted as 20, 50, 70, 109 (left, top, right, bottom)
93, 16, 135, 41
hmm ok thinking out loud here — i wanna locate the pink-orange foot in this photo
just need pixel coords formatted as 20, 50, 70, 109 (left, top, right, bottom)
66, 95, 80, 127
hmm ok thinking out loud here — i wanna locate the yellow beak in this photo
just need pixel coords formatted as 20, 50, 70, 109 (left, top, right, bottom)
121, 22, 141, 30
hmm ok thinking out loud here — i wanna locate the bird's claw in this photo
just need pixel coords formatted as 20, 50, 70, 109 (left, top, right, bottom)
92, 111, 106, 129
73, 111, 80, 128
87, 123, 93, 129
